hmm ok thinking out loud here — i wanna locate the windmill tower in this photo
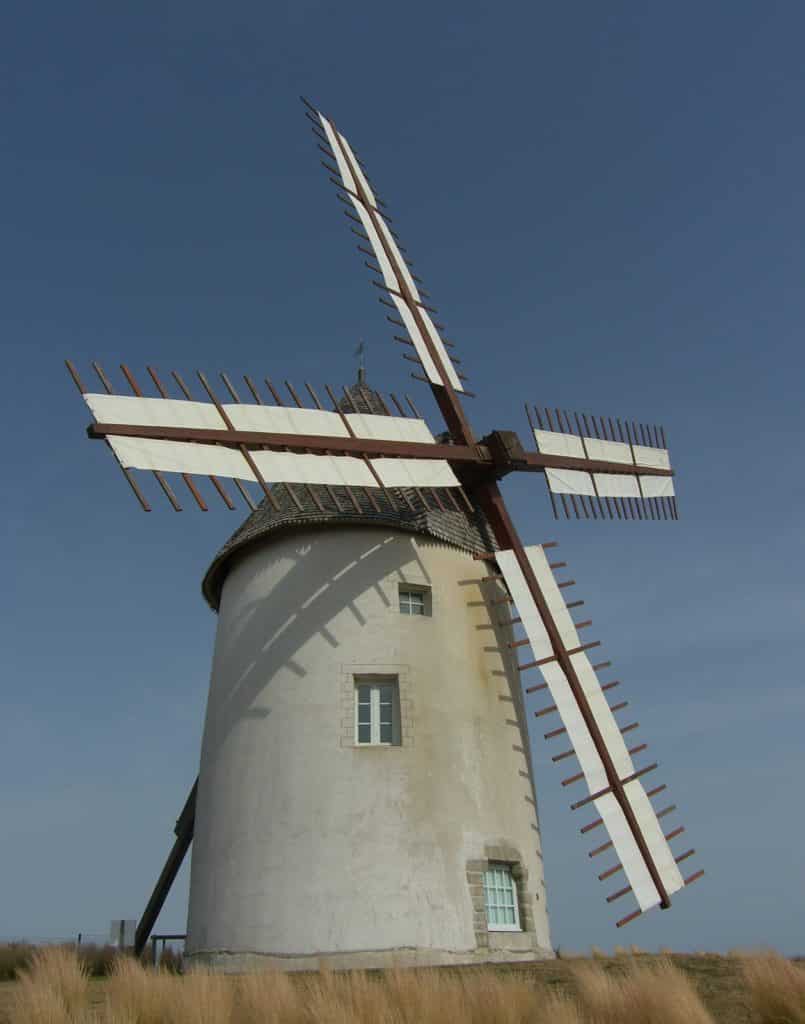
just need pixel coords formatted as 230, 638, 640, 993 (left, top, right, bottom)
67, 98, 702, 970
186, 379, 551, 969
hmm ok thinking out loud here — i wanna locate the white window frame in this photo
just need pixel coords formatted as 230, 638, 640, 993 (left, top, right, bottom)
398, 584, 431, 617
354, 677, 400, 746
482, 864, 522, 932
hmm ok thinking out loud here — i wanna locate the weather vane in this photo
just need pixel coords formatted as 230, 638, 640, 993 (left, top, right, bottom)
355, 337, 367, 384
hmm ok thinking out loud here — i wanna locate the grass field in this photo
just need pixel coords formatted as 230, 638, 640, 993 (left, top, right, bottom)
1, 946, 803, 1023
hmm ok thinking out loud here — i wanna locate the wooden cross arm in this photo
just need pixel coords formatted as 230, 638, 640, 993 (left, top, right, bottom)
88, 422, 483, 463
521, 450, 673, 478
88, 423, 673, 479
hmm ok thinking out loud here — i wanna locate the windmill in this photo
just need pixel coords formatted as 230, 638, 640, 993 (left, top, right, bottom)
67, 98, 701, 968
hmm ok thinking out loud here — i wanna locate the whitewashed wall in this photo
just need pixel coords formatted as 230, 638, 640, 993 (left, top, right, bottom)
186, 526, 552, 970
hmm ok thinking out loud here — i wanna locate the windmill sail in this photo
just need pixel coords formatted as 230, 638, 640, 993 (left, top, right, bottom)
308, 102, 465, 395
81, 390, 461, 491
83, 393, 437, 445
104, 435, 460, 490
527, 404, 677, 520
494, 544, 697, 923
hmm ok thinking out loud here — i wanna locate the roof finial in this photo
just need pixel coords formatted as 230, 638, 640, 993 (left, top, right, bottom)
354, 339, 366, 385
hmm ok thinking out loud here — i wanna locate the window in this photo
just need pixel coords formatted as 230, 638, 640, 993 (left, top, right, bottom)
355, 677, 400, 746
483, 865, 521, 931
399, 589, 425, 615
399, 585, 430, 616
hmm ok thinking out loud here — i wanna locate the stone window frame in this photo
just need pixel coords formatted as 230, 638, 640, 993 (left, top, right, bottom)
339, 662, 413, 749
466, 843, 536, 948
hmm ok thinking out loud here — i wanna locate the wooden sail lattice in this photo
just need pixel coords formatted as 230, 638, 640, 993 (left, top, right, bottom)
66, 361, 471, 515
478, 544, 701, 927
526, 404, 678, 521
303, 97, 469, 398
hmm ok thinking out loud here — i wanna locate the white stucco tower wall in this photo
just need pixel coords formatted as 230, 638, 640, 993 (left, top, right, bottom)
186, 524, 553, 970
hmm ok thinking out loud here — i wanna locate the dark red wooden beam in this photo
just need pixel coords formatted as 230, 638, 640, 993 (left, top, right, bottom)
87, 422, 674, 480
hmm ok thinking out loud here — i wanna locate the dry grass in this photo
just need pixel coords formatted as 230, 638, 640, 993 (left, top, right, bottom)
0, 946, 34, 985
1, 945, 801, 1023
283, 966, 580, 1024
235, 967, 303, 1024
0, 942, 118, 983
739, 949, 805, 1023
8, 945, 89, 1023
569, 956, 715, 1024
103, 955, 176, 1024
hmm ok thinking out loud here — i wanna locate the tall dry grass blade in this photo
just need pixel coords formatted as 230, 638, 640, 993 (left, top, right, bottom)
540, 992, 584, 1024
9, 946, 90, 1023
741, 950, 805, 1024
568, 959, 628, 1022
105, 955, 173, 1024
618, 958, 715, 1024
309, 968, 407, 1024
159, 969, 235, 1024
8, 977, 72, 1024
300, 969, 363, 1024
0, 942, 36, 982
295, 965, 584, 1024
461, 970, 541, 1024
570, 956, 713, 1024
235, 968, 305, 1024
378, 967, 460, 1024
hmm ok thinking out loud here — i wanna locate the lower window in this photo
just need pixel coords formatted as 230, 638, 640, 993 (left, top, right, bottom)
355, 676, 400, 746
483, 864, 521, 931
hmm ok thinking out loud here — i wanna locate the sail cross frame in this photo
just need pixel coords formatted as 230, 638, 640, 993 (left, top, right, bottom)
72, 371, 676, 509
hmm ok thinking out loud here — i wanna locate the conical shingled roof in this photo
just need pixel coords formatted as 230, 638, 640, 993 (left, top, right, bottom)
201, 381, 496, 611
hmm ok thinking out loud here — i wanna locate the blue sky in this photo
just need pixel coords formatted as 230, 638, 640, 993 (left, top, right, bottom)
2, 2, 804, 953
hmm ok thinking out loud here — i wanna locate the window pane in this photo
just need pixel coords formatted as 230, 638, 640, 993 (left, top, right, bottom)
400, 587, 429, 616
355, 677, 399, 748
400, 589, 428, 615
484, 867, 517, 929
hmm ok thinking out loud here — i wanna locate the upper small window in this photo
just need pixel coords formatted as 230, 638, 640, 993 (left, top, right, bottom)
483, 864, 521, 932
399, 585, 431, 616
